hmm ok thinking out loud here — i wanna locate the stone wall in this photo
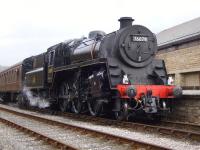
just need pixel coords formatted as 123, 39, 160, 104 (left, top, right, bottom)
156, 33, 200, 125
156, 39, 200, 87
164, 96, 200, 124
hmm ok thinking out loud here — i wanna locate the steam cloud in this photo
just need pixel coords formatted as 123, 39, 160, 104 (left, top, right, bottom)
23, 87, 50, 108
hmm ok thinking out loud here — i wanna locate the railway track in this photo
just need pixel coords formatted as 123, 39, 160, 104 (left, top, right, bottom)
17, 102, 199, 136
160, 120, 200, 132
0, 104, 168, 150
0, 121, 58, 150
0, 118, 67, 150
57, 111, 200, 142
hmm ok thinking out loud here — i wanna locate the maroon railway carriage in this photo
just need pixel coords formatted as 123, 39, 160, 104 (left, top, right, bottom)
0, 62, 23, 101
0, 57, 33, 102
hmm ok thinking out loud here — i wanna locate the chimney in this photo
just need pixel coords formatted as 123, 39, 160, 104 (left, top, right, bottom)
118, 17, 134, 29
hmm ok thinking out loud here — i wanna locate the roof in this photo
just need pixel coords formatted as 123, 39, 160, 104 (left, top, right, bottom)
156, 17, 200, 49
0, 62, 22, 73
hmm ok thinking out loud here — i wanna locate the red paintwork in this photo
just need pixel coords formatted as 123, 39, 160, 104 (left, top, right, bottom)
116, 84, 175, 100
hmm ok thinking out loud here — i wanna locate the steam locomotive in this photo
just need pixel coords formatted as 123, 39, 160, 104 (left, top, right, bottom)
0, 17, 182, 120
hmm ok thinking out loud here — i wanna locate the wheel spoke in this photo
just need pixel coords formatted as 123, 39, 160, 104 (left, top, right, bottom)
88, 99, 103, 116
72, 98, 82, 114
59, 82, 70, 112
94, 101, 101, 114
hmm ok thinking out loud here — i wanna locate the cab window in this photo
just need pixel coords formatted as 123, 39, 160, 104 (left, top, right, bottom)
49, 51, 55, 66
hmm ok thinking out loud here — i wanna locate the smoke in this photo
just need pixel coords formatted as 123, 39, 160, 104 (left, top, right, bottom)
23, 87, 50, 108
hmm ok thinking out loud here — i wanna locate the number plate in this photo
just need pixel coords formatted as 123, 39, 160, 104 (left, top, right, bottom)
132, 36, 148, 42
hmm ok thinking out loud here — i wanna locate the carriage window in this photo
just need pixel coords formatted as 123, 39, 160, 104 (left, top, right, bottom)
49, 51, 55, 65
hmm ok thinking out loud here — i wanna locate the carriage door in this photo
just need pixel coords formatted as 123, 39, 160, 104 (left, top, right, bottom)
47, 50, 55, 83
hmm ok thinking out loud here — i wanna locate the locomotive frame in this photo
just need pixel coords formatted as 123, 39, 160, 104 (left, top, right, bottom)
0, 17, 182, 120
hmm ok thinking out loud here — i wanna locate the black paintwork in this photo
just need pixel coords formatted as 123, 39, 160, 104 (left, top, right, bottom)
23, 17, 168, 98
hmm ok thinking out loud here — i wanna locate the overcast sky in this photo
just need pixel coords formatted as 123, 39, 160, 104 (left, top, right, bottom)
0, 0, 200, 66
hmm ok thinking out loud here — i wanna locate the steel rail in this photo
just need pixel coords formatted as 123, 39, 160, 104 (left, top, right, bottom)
0, 105, 169, 150
59, 112, 200, 142
0, 117, 77, 150
160, 120, 200, 132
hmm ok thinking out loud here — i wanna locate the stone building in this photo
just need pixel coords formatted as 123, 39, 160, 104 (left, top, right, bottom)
156, 17, 200, 89
156, 17, 200, 124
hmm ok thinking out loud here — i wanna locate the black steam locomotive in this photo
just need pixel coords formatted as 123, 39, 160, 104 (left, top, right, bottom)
0, 17, 182, 120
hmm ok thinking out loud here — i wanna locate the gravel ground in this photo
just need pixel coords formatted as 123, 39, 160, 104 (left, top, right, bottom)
44, 115, 200, 150
0, 110, 130, 150
0, 122, 55, 150
1, 104, 200, 150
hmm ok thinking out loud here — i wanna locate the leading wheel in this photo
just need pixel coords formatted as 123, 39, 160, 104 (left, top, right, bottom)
114, 101, 128, 121
87, 99, 104, 116
58, 82, 71, 112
